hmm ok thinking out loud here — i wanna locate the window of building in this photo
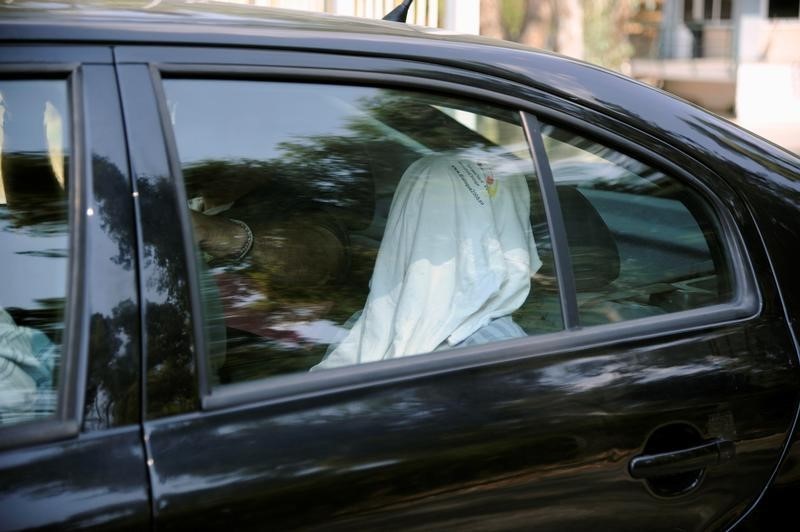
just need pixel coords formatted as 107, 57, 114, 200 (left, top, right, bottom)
541, 123, 733, 326
0, 79, 70, 426
163, 80, 559, 387
684, 0, 733, 21
769, 0, 800, 18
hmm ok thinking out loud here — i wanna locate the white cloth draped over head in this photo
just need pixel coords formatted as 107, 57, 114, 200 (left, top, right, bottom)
313, 154, 542, 370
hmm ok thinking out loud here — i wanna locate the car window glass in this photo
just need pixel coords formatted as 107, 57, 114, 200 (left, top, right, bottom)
0, 80, 69, 426
163, 80, 560, 388
541, 123, 733, 326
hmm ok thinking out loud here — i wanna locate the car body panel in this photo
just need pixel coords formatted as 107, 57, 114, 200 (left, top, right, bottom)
143, 322, 797, 530
0, 428, 150, 530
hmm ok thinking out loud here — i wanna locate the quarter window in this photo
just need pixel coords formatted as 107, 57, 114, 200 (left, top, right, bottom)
541, 123, 733, 326
163, 80, 559, 387
0, 79, 70, 426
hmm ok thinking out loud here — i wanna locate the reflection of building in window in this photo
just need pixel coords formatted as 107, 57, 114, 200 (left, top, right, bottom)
44, 101, 65, 190
1, 93, 66, 204
0, 92, 6, 205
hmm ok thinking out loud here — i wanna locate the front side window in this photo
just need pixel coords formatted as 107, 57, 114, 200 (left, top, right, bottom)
541, 123, 733, 326
0, 79, 70, 425
164, 80, 559, 388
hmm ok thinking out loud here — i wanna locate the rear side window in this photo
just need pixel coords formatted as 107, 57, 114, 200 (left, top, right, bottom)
0, 80, 70, 426
163, 80, 560, 388
541, 123, 733, 326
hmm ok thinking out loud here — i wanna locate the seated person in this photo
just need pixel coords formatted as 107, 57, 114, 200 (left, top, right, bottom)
0, 308, 57, 425
191, 208, 347, 288
189, 182, 348, 286
189, 190, 349, 344
313, 154, 542, 370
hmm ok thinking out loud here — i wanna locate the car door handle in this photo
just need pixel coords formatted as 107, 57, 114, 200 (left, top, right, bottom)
629, 439, 736, 479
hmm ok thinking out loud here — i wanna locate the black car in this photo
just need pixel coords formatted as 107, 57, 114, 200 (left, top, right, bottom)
1, 1, 800, 530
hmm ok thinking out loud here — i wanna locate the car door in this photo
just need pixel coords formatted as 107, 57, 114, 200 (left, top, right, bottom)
0, 46, 149, 529
116, 46, 800, 531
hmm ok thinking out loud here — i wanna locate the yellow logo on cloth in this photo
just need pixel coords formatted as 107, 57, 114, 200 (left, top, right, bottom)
486, 173, 498, 198
478, 162, 498, 198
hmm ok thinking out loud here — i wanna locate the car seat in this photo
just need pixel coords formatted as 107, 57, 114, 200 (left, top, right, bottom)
514, 185, 666, 331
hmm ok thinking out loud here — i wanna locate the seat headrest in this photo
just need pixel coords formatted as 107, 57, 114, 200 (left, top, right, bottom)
557, 186, 620, 292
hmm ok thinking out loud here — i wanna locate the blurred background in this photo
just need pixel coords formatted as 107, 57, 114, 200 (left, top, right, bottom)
218, 0, 799, 155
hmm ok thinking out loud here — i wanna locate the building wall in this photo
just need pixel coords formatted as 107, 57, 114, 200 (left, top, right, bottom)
736, 15, 800, 152
739, 16, 800, 62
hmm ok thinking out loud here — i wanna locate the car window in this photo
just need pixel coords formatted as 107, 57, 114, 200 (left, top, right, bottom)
0, 79, 70, 426
163, 79, 560, 387
541, 123, 733, 326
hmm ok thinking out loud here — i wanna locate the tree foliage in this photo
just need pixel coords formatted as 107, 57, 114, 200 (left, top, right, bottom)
479, 0, 637, 71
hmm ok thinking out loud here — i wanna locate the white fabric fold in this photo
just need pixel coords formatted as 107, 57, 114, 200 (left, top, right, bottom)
0, 307, 57, 423
314, 154, 541, 370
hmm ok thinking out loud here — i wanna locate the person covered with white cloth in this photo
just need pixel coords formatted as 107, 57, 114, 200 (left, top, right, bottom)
313, 153, 542, 370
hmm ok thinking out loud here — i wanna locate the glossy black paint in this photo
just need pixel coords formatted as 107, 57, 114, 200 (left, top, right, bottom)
0, 50, 150, 529
145, 321, 798, 530
82, 63, 141, 431
0, 428, 149, 530
1, 2, 799, 530
116, 63, 199, 421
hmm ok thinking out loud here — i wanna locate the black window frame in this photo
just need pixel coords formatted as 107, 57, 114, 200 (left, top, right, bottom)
149, 58, 759, 414
768, 0, 800, 18
0, 63, 89, 451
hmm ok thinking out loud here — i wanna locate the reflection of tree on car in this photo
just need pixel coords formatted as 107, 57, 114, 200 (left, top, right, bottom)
184, 161, 356, 381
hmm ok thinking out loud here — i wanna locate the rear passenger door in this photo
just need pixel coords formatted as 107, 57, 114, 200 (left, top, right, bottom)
117, 46, 800, 531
